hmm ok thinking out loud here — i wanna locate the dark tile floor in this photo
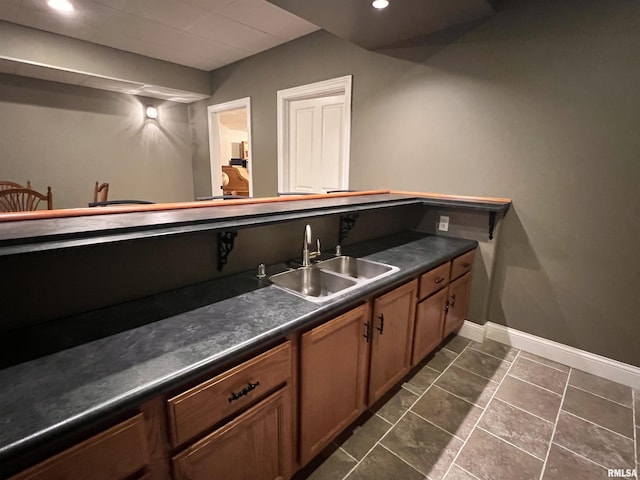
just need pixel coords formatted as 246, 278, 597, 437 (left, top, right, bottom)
294, 335, 639, 480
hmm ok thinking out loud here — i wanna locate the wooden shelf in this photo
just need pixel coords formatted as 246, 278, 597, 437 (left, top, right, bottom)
0, 191, 511, 257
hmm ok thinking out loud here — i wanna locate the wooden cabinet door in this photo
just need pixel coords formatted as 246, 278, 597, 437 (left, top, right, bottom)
299, 304, 370, 466
412, 288, 448, 365
443, 272, 472, 338
9, 415, 149, 480
172, 387, 292, 480
368, 280, 417, 405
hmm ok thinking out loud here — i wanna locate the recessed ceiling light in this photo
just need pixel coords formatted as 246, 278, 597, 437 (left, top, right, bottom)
372, 0, 389, 9
47, 0, 74, 13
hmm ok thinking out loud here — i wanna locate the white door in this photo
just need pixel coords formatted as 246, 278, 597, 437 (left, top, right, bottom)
277, 76, 352, 195
288, 95, 345, 193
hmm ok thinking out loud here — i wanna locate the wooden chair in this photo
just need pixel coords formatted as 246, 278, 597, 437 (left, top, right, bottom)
0, 186, 53, 212
94, 182, 109, 203
0, 180, 32, 190
222, 166, 250, 196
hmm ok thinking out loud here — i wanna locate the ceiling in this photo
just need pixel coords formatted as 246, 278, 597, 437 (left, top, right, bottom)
266, 0, 497, 50
0, 0, 498, 102
0, 0, 319, 71
219, 108, 247, 131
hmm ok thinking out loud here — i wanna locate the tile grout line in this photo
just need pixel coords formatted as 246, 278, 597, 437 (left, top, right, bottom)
409, 409, 466, 442
518, 353, 570, 374
372, 411, 395, 426
448, 362, 505, 384
337, 445, 359, 463
507, 372, 565, 396
440, 348, 524, 479
339, 340, 473, 480
490, 396, 555, 425
454, 463, 484, 480
430, 383, 488, 410
539, 366, 571, 480
476, 425, 546, 462
552, 441, 626, 473
561, 409, 636, 442
376, 443, 430, 478
567, 383, 635, 409
466, 344, 518, 363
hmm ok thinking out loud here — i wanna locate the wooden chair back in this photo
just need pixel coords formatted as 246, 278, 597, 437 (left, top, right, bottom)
0, 186, 53, 212
94, 182, 109, 203
0, 180, 32, 191
222, 166, 249, 196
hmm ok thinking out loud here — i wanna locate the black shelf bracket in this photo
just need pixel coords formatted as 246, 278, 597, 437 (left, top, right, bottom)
338, 213, 359, 245
488, 211, 497, 240
217, 230, 238, 271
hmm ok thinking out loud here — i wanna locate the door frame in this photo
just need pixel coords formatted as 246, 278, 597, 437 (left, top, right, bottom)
207, 97, 253, 197
276, 75, 352, 193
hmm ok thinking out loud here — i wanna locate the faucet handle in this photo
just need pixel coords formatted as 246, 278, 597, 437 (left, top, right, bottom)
335, 244, 342, 256
316, 238, 321, 255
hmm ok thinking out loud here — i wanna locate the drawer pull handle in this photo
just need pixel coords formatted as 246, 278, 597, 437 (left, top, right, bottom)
376, 314, 384, 334
444, 301, 449, 313
364, 321, 371, 342
434, 277, 445, 284
228, 381, 261, 403
450, 294, 456, 308
462, 262, 471, 268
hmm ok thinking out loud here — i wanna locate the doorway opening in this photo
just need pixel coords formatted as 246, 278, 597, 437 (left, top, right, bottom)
207, 97, 253, 197
277, 76, 352, 194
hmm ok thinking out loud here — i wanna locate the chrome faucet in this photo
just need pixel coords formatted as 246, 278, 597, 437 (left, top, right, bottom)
302, 224, 321, 267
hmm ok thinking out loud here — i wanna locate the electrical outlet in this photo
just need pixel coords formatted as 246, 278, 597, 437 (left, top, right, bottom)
438, 216, 450, 232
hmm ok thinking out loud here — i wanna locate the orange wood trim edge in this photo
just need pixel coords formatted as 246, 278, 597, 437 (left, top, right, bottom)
390, 190, 512, 204
0, 190, 391, 223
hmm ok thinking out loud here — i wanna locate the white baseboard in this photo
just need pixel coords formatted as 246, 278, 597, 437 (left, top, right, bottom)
457, 321, 485, 343
457, 321, 640, 390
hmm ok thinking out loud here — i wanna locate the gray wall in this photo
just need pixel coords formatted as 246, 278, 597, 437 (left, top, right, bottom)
190, 0, 640, 366
0, 73, 195, 208
1, 206, 418, 331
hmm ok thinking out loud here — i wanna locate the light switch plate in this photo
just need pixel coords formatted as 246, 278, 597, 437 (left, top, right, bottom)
438, 216, 450, 232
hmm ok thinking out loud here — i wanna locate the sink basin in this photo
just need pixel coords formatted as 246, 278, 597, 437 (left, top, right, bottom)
270, 256, 399, 302
270, 266, 358, 302
316, 256, 398, 280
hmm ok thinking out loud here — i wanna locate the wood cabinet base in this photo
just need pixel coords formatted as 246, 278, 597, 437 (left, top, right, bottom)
172, 387, 293, 480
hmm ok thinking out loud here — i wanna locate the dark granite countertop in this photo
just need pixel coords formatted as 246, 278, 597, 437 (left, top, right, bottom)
0, 231, 476, 474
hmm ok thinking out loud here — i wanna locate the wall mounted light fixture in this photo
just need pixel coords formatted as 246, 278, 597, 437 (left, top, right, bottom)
145, 105, 158, 120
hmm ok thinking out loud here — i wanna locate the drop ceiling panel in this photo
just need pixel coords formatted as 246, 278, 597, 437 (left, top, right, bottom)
108, 0, 210, 30
175, 0, 236, 12
266, 0, 495, 50
0, 0, 319, 72
217, 0, 317, 39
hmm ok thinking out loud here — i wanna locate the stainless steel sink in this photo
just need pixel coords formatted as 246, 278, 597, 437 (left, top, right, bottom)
269, 266, 358, 302
315, 256, 396, 280
270, 256, 399, 302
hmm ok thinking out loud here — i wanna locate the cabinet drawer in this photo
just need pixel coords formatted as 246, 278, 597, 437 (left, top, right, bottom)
418, 262, 450, 300
10, 414, 149, 480
451, 249, 475, 281
172, 387, 292, 480
167, 341, 291, 447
